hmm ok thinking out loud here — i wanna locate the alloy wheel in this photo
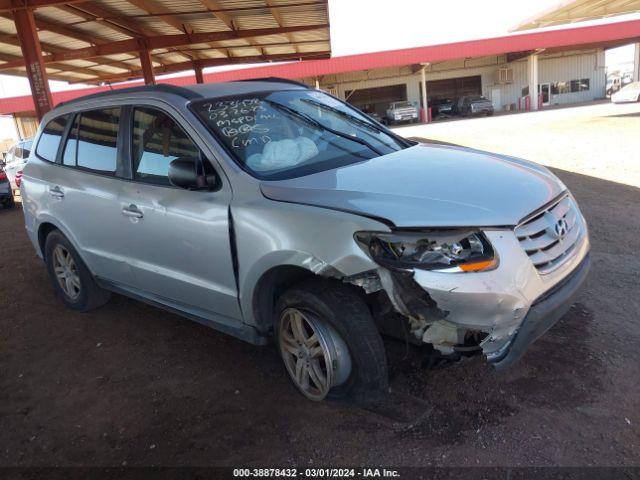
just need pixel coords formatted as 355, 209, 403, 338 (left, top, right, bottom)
52, 244, 81, 300
278, 307, 351, 401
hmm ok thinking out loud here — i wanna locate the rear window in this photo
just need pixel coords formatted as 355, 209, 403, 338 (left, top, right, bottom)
76, 108, 121, 174
36, 116, 68, 162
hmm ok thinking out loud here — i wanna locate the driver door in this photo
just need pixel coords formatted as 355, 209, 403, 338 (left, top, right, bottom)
118, 105, 241, 322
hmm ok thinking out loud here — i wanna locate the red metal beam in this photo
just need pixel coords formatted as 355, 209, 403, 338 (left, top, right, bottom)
0, 24, 329, 70
139, 47, 155, 85
71, 51, 331, 84
193, 61, 204, 84
13, 6, 52, 121
0, 0, 88, 13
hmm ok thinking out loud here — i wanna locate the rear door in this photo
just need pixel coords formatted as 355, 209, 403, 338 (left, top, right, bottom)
42, 108, 134, 286
117, 105, 241, 321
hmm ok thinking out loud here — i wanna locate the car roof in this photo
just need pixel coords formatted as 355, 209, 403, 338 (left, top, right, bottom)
58, 77, 309, 108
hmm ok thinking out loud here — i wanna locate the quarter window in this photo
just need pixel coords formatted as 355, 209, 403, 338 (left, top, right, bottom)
76, 108, 121, 173
132, 107, 200, 185
62, 115, 79, 166
36, 115, 68, 162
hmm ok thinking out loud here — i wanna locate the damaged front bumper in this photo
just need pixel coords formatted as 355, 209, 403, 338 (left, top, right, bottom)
488, 252, 590, 369
374, 228, 591, 367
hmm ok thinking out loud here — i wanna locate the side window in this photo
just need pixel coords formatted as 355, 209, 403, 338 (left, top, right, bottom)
77, 108, 121, 174
132, 107, 200, 185
62, 115, 79, 166
36, 115, 68, 162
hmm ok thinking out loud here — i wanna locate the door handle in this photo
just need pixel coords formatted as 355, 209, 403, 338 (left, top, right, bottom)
122, 204, 143, 219
49, 186, 64, 198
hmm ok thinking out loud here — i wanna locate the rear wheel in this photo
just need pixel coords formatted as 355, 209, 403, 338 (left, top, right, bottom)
44, 230, 111, 311
2, 195, 15, 208
275, 279, 388, 403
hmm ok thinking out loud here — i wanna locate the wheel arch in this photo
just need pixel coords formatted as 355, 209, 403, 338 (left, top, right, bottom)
37, 221, 59, 259
251, 264, 318, 333
35, 218, 92, 275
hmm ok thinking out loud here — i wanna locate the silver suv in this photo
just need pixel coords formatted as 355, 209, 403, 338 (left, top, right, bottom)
21, 80, 590, 402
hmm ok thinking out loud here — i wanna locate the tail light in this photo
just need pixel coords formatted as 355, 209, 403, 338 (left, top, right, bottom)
15, 170, 23, 187
0, 171, 6, 181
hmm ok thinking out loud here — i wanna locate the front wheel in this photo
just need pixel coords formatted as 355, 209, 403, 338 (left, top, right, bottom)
275, 279, 388, 403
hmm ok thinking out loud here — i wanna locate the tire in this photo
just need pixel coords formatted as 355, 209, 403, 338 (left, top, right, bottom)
2, 195, 15, 208
44, 230, 111, 312
275, 278, 388, 403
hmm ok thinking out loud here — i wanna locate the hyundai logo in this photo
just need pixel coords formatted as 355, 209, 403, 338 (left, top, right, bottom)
554, 218, 569, 239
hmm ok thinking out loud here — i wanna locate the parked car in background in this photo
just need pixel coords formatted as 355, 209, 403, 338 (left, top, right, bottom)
4, 138, 33, 193
458, 95, 494, 117
384, 101, 419, 124
21, 80, 590, 403
611, 81, 640, 103
606, 76, 622, 96
430, 98, 455, 118
0, 164, 15, 208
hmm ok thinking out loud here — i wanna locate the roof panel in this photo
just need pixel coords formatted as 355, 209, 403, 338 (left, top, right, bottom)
512, 0, 640, 30
0, 0, 330, 84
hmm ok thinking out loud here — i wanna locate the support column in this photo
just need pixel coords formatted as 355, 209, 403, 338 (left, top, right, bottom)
13, 7, 52, 122
527, 54, 539, 111
194, 62, 204, 84
420, 65, 428, 122
634, 42, 640, 83
139, 48, 155, 85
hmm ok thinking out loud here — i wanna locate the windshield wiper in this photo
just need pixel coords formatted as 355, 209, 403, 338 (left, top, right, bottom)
299, 98, 385, 134
263, 100, 384, 156
300, 98, 412, 149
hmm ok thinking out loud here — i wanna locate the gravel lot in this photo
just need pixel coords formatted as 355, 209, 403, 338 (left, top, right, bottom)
396, 100, 640, 188
1, 101, 639, 468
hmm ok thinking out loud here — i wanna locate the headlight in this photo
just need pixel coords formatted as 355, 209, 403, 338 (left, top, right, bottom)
354, 230, 498, 273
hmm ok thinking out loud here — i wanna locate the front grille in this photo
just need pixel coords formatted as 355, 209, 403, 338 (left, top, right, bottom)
515, 195, 584, 274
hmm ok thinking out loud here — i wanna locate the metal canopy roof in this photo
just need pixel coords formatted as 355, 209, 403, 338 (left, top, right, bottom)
0, 0, 330, 84
3, 18, 640, 115
512, 0, 640, 31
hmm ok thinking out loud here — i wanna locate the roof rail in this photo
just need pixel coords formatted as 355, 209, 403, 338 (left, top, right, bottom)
58, 84, 202, 108
238, 77, 309, 88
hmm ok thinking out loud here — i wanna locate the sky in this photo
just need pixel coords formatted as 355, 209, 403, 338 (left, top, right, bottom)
0, 0, 638, 140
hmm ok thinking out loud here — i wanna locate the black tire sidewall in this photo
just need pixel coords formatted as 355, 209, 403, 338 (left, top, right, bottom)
44, 231, 97, 311
2, 195, 14, 208
275, 280, 388, 403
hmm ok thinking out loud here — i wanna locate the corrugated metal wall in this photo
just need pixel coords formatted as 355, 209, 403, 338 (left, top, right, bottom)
307, 48, 606, 112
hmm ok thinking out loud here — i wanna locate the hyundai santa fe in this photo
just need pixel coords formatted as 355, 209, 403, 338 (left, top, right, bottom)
21, 79, 590, 402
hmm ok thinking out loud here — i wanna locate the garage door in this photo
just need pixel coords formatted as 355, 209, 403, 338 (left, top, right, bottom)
418, 75, 482, 105
345, 84, 407, 117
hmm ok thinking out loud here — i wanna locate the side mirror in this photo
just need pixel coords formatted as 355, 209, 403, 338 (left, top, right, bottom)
168, 157, 219, 191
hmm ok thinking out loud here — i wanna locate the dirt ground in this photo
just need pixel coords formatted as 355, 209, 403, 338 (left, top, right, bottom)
1, 102, 639, 468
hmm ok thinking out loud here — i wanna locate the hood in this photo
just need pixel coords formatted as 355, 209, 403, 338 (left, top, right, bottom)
260, 144, 565, 228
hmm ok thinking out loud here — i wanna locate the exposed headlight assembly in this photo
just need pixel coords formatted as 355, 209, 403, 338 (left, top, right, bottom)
355, 230, 498, 273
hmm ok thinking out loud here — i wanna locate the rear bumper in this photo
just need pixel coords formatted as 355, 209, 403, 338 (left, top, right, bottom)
489, 253, 591, 369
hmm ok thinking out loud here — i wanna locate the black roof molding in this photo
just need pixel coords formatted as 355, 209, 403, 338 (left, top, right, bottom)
58, 84, 203, 108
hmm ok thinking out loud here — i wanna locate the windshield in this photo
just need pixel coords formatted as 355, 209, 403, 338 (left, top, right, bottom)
191, 89, 408, 179
622, 81, 640, 91
392, 101, 413, 108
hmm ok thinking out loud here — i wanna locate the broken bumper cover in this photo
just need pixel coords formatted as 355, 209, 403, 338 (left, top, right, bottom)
489, 253, 590, 369
406, 228, 590, 362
